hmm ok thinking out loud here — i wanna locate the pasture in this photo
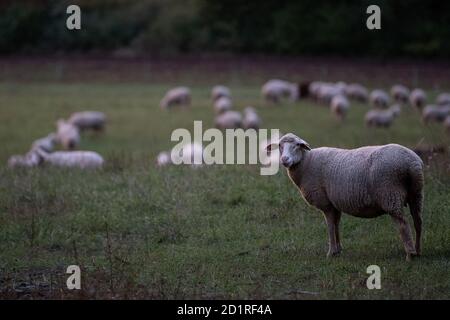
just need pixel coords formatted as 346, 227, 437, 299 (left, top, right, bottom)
0, 58, 449, 299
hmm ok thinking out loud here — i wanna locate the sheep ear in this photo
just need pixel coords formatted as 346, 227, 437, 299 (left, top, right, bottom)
300, 142, 311, 151
265, 143, 279, 155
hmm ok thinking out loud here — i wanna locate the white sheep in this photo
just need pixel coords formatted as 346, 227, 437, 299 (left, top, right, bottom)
436, 93, 450, 106
261, 79, 298, 104
56, 119, 80, 150
156, 143, 204, 167
156, 151, 171, 167
391, 85, 410, 104
213, 96, 233, 114
330, 95, 350, 121
345, 83, 369, 103
365, 105, 400, 128
266, 133, 424, 260
8, 151, 40, 168
68, 111, 106, 132
215, 111, 242, 129
409, 88, 427, 109
160, 87, 191, 109
35, 149, 104, 169
242, 107, 261, 130
370, 89, 390, 109
31, 133, 57, 152
211, 85, 231, 101
421, 105, 450, 124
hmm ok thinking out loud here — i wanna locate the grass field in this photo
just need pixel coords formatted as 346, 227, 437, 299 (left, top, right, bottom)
0, 58, 449, 299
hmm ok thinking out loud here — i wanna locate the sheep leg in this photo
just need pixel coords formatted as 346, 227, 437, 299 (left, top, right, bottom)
410, 209, 422, 256
390, 213, 417, 261
323, 211, 340, 257
334, 211, 342, 253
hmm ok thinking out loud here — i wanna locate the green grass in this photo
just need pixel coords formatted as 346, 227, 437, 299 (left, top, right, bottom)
0, 81, 449, 299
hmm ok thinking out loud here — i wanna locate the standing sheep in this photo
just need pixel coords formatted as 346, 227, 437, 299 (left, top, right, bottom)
242, 107, 262, 130
31, 133, 57, 152
56, 119, 80, 150
330, 95, 350, 121
211, 85, 231, 101
365, 105, 401, 128
436, 93, 450, 106
409, 89, 427, 109
213, 96, 233, 114
421, 105, 450, 124
215, 111, 242, 129
345, 83, 369, 103
391, 85, 410, 104
68, 111, 106, 132
261, 79, 298, 104
160, 87, 191, 109
370, 89, 390, 109
266, 133, 424, 260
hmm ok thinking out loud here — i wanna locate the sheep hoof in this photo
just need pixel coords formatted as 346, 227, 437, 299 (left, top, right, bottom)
406, 252, 419, 261
327, 251, 341, 258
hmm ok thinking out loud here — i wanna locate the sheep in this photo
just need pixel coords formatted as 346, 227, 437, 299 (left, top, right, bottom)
421, 105, 450, 124
261, 79, 298, 104
35, 149, 104, 169
242, 107, 261, 130
68, 111, 106, 132
160, 87, 191, 109
215, 111, 242, 129
213, 96, 233, 114
409, 89, 427, 109
365, 105, 401, 128
436, 93, 450, 106
345, 83, 369, 103
211, 85, 231, 101
330, 95, 350, 121
391, 85, 410, 104
370, 89, 390, 109
265, 133, 424, 260
156, 151, 171, 167
56, 119, 80, 150
156, 143, 204, 167
8, 151, 40, 168
31, 133, 57, 152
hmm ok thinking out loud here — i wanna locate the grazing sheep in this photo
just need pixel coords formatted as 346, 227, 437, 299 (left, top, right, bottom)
391, 85, 410, 104
211, 85, 231, 101
31, 133, 57, 152
56, 119, 80, 150
365, 105, 401, 128
160, 87, 191, 109
370, 89, 390, 109
8, 151, 40, 168
345, 83, 369, 103
215, 111, 242, 129
421, 105, 450, 124
261, 79, 298, 104
242, 107, 262, 130
409, 89, 427, 109
68, 111, 106, 132
436, 93, 450, 106
330, 95, 350, 121
214, 96, 233, 114
266, 133, 424, 260
35, 149, 104, 169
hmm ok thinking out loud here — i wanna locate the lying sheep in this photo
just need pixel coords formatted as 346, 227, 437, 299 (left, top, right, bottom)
345, 83, 369, 103
68, 111, 106, 132
31, 133, 57, 152
436, 93, 450, 106
261, 79, 298, 104
365, 105, 401, 128
409, 89, 427, 109
421, 105, 450, 124
8, 151, 40, 168
211, 85, 231, 101
156, 143, 204, 167
215, 111, 242, 129
391, 85, 410, 104
370, 89, 390, 109
266, 133, 424, 260
214, 96, 232, 114
160, 87, 191, 109
330, 95, 350, 121
35, 149, 104, 169
56, 119, 80, 150
242, 107, 261, 130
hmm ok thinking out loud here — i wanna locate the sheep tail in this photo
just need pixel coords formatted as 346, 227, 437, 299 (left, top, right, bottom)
407, 160, 424, 218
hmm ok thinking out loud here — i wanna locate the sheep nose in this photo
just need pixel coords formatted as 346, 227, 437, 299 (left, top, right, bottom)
281, 156, 289, 163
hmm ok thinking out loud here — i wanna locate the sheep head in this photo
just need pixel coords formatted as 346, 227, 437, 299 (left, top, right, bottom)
266, 133, 311, 168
